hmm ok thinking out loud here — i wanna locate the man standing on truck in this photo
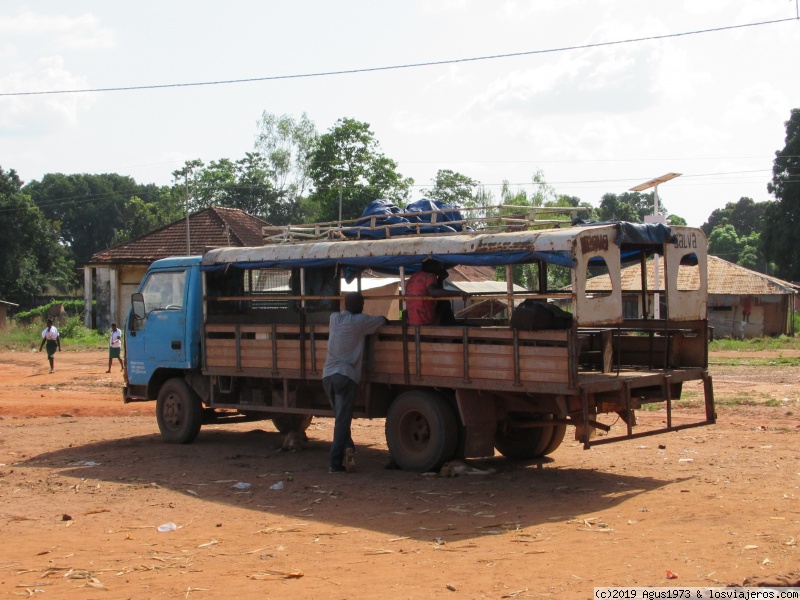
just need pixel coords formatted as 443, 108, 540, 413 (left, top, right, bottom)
406, 258, 464, 326
322, 292, 387, 473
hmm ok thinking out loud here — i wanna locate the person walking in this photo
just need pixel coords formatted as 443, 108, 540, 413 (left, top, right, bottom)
39, 318, 61, 373
322, 292, 387, 473
107, 322, 124, 373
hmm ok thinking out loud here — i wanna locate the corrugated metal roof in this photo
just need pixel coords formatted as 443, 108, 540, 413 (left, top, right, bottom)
447, 281, 527, 294
585, 255, 798, 295
88, 207, 269, 265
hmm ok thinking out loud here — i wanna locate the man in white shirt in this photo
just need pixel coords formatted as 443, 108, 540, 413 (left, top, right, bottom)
39, 318, 61, 373
107, 322, 124, 373
323, 292, 387, 473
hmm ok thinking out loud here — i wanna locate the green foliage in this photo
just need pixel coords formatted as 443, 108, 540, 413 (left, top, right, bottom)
422, 169, 479, 206
0, 167, 74, 305
110, 188, 184, 246
494, 171, 580, 289
708, 224, 743, 262
254, 112, 317, 224
0, 316, 104, 350
58, 315, 103, 342
596, 191, 672, 222
306, 118, 413, 222
24, 172, 151, 266
173, 154, 284, 222
763, 108, 800, 280
14, 299, 91, 322
667, 214, 686, 226
701, 197, 768, 237
705, 213, 769, 272
0, 319, 42, 350
709, 335, 800, 352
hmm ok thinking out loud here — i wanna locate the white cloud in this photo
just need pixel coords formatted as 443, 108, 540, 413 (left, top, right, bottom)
0, 56, 95, 134
0, 11, 115, 50
722, 83, 788, 125
418, 0, 475, 15
0, 42, 16, 61
464, 44, 657, 118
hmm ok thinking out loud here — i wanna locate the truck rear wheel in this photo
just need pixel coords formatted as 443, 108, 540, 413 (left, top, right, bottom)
156, 379, 203, 444
540, 423, 567, 456
494, 415, 555, 460
272, 414, 313, 434
386, 390, 458, 472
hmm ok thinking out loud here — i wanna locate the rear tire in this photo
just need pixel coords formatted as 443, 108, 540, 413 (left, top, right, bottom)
385, 390, 458, 472
272, 414, 313, 434
494, 415, 554, 460
156, 379, 203, 444
540, 423, 567, 456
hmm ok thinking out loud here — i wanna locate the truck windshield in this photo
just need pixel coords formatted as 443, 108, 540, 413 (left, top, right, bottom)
141, 271, 187, 312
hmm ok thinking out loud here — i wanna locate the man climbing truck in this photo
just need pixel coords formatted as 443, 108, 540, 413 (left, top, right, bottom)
123, 208, 715, 472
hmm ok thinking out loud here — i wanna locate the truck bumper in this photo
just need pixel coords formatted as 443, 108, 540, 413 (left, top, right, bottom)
123, 384, 150, 403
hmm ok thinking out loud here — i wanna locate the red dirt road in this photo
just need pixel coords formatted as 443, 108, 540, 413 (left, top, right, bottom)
1, 349, 799, 598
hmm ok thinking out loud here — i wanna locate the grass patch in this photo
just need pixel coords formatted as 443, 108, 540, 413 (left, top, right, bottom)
640, 391, 786, 410
709, 335, 800, 352
709, 355, 800, 367
0, 317, 106, 351
714, 393, 781, 407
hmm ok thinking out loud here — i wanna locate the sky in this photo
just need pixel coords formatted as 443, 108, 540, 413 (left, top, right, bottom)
1, 1, 798, 227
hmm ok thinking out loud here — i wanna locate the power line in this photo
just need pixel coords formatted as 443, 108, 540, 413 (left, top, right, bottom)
0, 17, 796, 97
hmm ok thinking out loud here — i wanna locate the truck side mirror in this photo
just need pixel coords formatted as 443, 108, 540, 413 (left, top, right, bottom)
131, 293, 146, 321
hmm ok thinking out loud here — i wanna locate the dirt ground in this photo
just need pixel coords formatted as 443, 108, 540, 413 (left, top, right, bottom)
1, 349, 799, 599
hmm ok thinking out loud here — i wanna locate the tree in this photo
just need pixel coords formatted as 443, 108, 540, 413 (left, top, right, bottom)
254, 112, 317, 223
110, 186, 184, 246
667, 214, 687, 226
0, 167, 73, 304
306, 118, 413, 222
707, 224, 768, 272
422, 169, 479, 206
708, 224, 743, 263
762, 108, 800, 280
172, 155, 290, 223
701, 197, 767, 237
24, 173, 149, 266
596, 191, 670, 222
497, 171, 580, 290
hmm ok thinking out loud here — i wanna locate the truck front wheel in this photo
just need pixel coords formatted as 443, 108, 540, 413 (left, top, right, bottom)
156, 379, 203, 444
385, 390, 458, 472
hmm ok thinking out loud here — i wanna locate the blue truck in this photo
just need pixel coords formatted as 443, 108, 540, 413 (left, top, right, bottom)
123, 219, 715, 472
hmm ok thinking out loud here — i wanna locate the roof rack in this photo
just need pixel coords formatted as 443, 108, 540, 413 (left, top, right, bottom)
262, 204, 591, 244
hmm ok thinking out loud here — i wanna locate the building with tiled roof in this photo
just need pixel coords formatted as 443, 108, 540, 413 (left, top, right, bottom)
84, 207, 270, 330
585, 255, 798, 338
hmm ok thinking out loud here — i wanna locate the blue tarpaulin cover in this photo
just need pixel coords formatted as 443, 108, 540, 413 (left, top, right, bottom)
342, 198, 465, 239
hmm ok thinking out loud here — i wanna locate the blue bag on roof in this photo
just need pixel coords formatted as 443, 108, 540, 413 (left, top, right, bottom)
343, 198, 465, 239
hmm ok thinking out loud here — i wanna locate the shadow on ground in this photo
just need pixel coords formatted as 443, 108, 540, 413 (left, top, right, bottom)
17, 420, 683, 542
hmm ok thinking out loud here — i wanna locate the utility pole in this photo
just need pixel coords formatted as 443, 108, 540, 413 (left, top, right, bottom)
185, 174, 191, 255
338, 178, 343, 224
630, 173, 681, 319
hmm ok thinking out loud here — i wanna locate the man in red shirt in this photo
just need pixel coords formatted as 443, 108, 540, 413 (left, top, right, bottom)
405, 259, 464, 326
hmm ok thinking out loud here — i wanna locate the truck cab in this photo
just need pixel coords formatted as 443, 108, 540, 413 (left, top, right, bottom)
124, 256, 203, 402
